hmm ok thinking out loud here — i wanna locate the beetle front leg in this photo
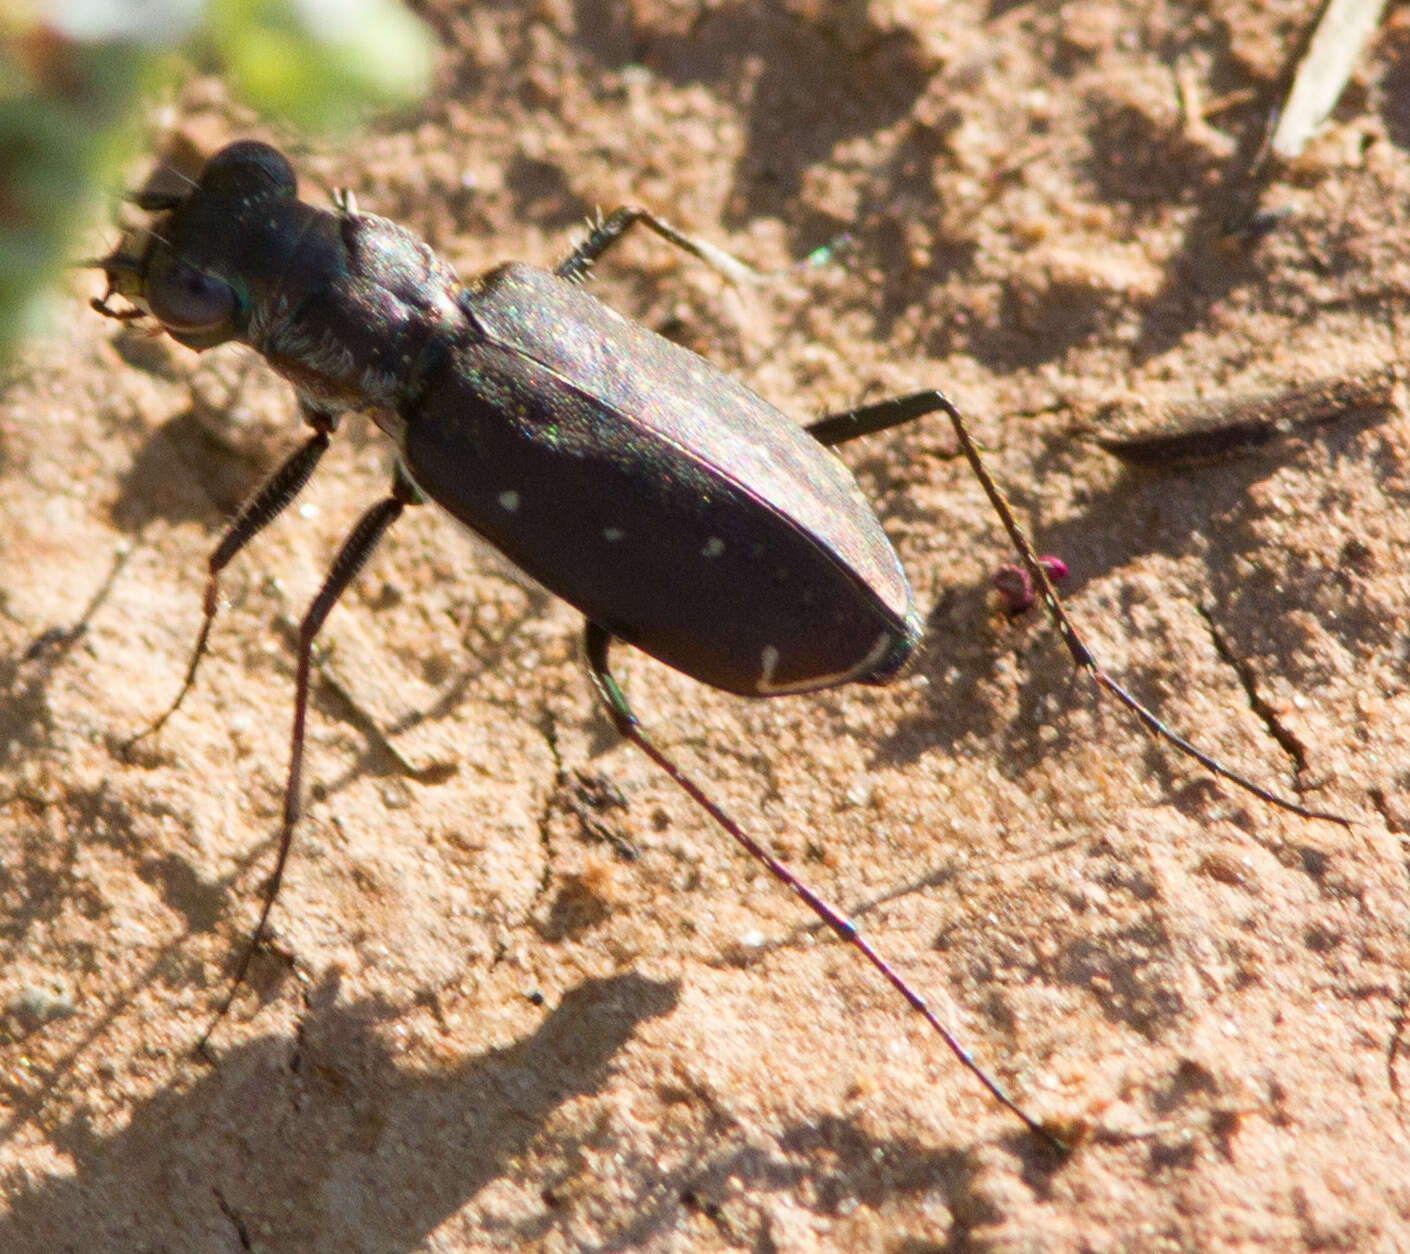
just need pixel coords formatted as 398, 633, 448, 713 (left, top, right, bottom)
127, 402, 342, 750
199, 462, 420, 1054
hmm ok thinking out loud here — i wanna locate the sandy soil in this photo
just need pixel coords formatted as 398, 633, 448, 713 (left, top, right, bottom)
2, 2, 1409, 1250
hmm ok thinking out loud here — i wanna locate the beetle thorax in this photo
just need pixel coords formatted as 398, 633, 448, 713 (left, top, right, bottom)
249, 210, 470, 416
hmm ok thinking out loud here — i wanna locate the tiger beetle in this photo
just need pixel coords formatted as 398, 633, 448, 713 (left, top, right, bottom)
90, 140, 1347, 1151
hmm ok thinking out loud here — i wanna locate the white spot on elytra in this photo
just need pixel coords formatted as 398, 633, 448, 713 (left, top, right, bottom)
760, 645, 781, 687
701, 537, 725, 558
498, 490, 520, 512
603, 527, 625, 542
755, 630, 896, 696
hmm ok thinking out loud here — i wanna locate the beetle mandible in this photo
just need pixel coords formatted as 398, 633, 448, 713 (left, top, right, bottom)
92, 141, 1344, 1149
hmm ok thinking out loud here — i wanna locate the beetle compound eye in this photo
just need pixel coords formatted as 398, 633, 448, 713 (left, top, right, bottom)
147, 258, 237, 335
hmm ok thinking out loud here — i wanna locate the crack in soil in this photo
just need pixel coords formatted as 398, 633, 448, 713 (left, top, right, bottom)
213, 1186, 254, 1251
1197, 604, 1311, 781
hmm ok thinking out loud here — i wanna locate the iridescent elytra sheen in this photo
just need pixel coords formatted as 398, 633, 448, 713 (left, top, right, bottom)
98, 141, 922, 697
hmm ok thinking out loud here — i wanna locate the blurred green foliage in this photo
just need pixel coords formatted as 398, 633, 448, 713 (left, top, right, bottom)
0, 0, 434, 358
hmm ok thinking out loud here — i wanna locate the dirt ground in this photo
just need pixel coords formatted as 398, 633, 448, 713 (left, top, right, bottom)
3, 2, 1409, 1250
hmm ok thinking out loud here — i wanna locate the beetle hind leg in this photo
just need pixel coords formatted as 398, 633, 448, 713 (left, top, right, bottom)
808, 390, 1348, 825
580, 620, 1063, 1149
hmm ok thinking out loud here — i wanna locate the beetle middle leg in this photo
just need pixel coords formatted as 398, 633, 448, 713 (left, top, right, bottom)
197, 462, 421, 1054
581, 620, 1066, 1151
555, 206, 763, 285
126, 402, 341, 750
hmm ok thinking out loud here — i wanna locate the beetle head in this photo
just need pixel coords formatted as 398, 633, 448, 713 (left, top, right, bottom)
89, 141, 299, 350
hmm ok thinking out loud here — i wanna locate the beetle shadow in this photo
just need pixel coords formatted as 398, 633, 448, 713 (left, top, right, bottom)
582, 1109, 1062, 1249
0, 972, 678, 1252
0, 542, 132, 772
108, 404, 290, 536
0, 967, 1065, 1249
0, 775, 280, 1134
